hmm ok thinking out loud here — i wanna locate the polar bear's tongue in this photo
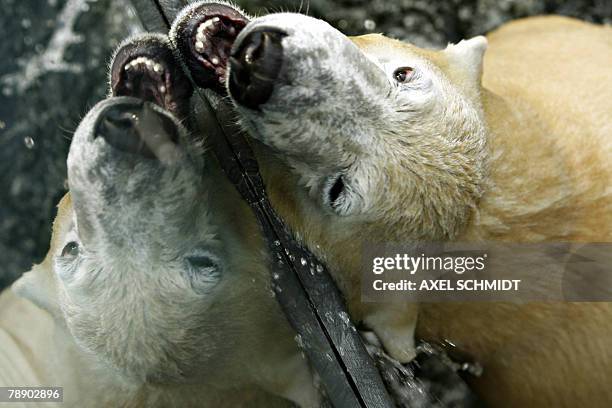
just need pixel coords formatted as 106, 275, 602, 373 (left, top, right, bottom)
110, 36, 193, 119
172, 3, 249, 93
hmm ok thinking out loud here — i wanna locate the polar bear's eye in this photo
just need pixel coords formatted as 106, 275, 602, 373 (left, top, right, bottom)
61, 241, 79, 258
328, 176, 345, 209
324, 174, 354, 216
393, 67, 414, 83
187, 256, 216, 270
185, 253, 222, 295
323, 173, 364, 216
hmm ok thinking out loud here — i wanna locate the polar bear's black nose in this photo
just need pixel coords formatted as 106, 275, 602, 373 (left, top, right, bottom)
229, 28, 286, 109
95, 102, 178, 159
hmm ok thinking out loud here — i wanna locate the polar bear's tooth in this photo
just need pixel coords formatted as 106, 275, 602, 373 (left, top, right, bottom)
199, 19, 214, 31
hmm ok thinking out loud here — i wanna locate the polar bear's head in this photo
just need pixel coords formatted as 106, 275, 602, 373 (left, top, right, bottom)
227, 13, 489, 242
12, 35, 277, 386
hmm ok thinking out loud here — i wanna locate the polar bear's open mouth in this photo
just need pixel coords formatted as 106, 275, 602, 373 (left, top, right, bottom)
172, 2, 249, 93
110, 35, 192, 118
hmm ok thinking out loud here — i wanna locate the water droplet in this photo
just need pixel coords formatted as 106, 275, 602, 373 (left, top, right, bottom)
294, 334, 304, 348
274, 240, 281, 246
24, 136, 35, 149
364, 19, 376, 31
300, 257, 307, 266
289, 254, 295, 262
338, 311, 351, 325
273, 273, 280, 280
316, 264, 324, 274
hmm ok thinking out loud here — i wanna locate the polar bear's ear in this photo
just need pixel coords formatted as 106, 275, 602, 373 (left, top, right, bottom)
444, 36, 487, 87
12, 263, 61, 317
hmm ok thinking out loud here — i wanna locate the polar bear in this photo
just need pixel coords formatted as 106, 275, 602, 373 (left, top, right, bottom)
0, 35, 315, 408
170, 3, 612, 407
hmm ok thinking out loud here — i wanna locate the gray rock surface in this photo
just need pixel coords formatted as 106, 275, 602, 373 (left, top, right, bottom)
0, 0, 609, 288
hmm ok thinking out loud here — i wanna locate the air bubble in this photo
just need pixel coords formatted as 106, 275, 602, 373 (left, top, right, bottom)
300, 257, 307, 266
24, 136, 35, 149
364, 19, 376, 31
316, 264, 324, 274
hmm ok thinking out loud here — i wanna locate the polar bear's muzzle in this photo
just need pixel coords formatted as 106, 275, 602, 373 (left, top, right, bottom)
94, 100, 179, 160
228, 28, 286, 109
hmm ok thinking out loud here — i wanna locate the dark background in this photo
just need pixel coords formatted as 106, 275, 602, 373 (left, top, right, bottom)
0, 0, 610, 289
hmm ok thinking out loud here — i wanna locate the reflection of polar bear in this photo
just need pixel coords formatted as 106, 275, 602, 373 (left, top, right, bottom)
171, 3, 612, 406
0, 35, 315, 408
